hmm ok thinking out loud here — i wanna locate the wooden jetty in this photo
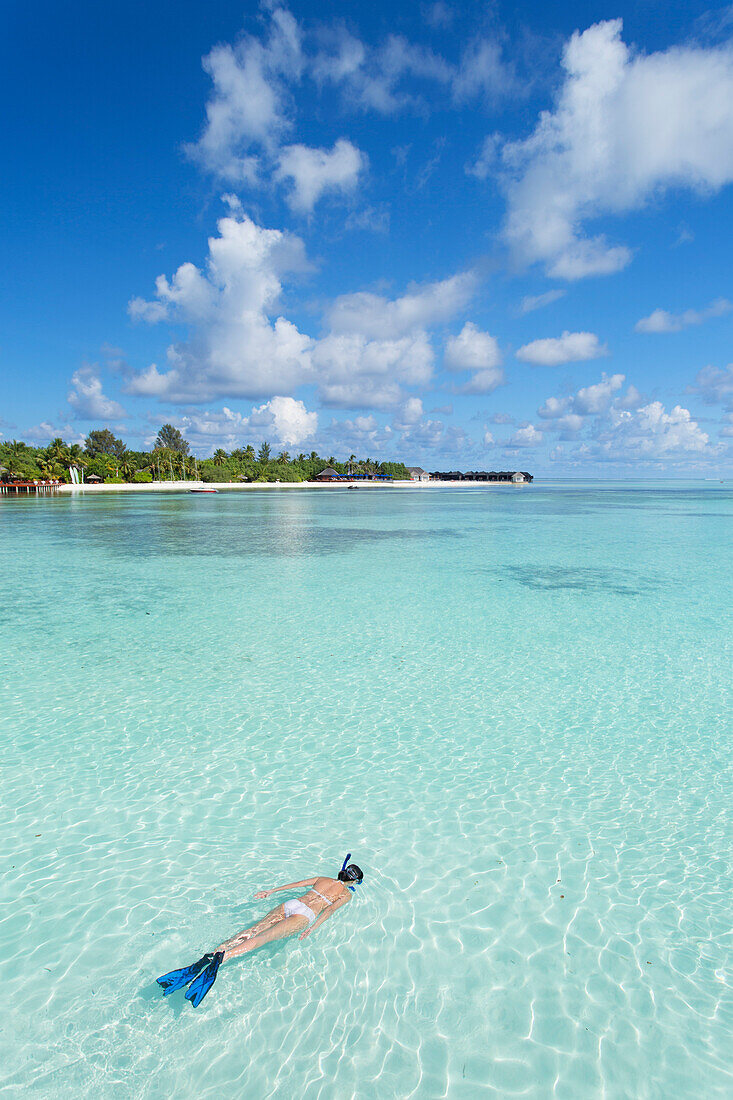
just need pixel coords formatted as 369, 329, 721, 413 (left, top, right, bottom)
0, 479, 61, 496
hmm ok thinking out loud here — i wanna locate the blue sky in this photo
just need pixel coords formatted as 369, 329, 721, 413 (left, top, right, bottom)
3, 0, 733, 472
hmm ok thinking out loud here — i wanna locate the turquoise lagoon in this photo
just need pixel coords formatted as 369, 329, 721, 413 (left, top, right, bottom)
1, 482, 731, 1098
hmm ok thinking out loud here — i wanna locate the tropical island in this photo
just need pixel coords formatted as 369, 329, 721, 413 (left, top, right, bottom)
1, 426, 533, 492
0, 425, 411, 486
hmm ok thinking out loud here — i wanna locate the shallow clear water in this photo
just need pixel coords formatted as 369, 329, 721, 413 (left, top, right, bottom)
1, 482, 731, 1099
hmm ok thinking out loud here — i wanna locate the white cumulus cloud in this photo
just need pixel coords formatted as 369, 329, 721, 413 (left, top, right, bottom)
507, 424, 543, 447
166, 396, 317, 452
538, 373, 634, 427
314, 274, 475, 408
67, 367, 127, 420
184, 11, 368, 216
573, 373, 626, 414
323, 414, 393, 456
460, 370, 507, 395
327, 273, 475, 340
128, 205, 479, 413
397, 418, 473, 456
23, 421, 86, 446
536, 371, 716, 464
635, 298, 732, 333
517, 330, 607, 366
249, 395, 317, 445
186, 8, 302, 183
499, 19, 733, 278
276, 139, 367, 212
687, 363, 733, 410
445, 321, 505, 394
127, 208, 314, 403
537, 395, 570, 419
445, 322, 501, 370
313, 332, 434, 409
595, 402, 710, 458
553, 413, 585, 436
392, 396, 424, 430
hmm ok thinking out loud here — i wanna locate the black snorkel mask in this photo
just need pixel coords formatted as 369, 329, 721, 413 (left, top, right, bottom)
338, 852, 363, 891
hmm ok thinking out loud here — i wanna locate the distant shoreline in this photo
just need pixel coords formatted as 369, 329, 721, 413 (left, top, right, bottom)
56, 479, 527, 494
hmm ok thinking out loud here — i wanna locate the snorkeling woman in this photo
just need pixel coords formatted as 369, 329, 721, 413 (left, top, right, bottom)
156, 856, 363, 1007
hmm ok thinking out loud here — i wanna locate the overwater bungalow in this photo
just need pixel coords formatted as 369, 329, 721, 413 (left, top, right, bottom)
429, 469, 533, 483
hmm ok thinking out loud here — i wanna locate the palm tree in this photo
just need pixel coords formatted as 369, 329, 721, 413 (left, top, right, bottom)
277, 450, 290, 464
47, 437, 69, 466
296, 453, 306, 464
257, 442, 271, 463
244, 445, 256, 463
66, 443, 87, 480
213, 449, 227, 466
310, 451, 318, 463
121, 458, 135, 482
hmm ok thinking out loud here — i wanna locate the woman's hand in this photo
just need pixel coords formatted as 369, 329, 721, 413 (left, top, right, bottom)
298, 928, 311, 941
254, 889, 271, 900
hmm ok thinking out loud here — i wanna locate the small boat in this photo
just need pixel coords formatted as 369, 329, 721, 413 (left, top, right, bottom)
189, 487, 218, 493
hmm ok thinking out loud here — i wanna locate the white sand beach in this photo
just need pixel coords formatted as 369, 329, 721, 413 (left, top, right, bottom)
56, 479, 527, 493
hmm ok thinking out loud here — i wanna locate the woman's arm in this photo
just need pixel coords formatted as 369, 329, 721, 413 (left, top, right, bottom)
253, 878, 317, 900
299, 894, 350, 940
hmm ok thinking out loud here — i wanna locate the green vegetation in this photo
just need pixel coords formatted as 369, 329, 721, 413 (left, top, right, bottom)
0, 430, 412, 485
155, 424, 189, 454
84, 429, 127, 458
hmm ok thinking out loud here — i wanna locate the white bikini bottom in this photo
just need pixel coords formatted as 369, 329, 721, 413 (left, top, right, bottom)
283, 898, 316, 924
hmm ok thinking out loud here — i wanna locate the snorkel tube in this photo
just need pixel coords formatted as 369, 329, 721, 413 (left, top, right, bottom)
338, 853, 361, 892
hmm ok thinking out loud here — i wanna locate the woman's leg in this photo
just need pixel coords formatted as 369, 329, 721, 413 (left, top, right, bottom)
218, 903, 286, 953
220, 915, 308, 960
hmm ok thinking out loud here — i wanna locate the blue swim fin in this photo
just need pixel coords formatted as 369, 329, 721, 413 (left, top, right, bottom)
157, 952, 213, 996
185, 950, 224, 1008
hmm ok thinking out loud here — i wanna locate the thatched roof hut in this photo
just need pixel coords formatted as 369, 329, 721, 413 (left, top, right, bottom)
314, 467, 345, 481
